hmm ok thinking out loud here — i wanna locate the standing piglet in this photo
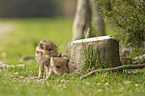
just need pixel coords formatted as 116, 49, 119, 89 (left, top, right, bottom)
35, 39, 69, 80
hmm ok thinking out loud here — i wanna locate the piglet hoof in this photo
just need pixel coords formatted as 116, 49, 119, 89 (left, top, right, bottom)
45, 77, 50, 80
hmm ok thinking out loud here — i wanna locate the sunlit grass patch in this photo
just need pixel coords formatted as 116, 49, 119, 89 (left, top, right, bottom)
0, 18, 144, 96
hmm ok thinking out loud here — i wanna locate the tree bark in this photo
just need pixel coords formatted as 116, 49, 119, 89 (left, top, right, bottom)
69, 36, 121, 73
63, 0, 76, 17
90, 0, 105, 36
82, 63, 145, 79
72, 0, 91, 41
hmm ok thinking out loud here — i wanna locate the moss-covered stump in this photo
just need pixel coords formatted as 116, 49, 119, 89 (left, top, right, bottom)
69, 36, 121, 73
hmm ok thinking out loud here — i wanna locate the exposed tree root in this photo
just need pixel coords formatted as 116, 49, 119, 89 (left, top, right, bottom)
82, 63, 145, 79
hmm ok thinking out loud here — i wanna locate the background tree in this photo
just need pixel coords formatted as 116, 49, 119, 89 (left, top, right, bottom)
90, 0, 105, 36
72, 0, 91, 40
0, 0, 76, 17
63, 0, 76, 17
72, 0, 105, 41
97, 0, 145, 47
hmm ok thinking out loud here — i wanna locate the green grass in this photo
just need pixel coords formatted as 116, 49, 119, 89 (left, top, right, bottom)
0, 18, 72, 63
0, 18, 145, 96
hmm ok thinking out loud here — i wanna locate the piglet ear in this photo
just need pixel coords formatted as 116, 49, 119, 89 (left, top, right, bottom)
49, 41, 57, 48
39, 43, 45, 49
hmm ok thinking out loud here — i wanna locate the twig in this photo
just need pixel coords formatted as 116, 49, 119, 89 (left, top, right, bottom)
82, 63, 145, 79
85, 28, 90, 39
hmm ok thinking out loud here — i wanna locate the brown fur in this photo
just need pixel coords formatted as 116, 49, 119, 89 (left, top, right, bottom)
35, 39, 69, 79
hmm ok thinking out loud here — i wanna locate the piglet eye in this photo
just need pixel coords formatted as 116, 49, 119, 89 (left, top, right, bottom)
55, 65, 61, 69
48, 48, 52, 51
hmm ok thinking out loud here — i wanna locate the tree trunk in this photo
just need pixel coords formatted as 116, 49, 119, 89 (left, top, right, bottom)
63, 0, 76, 17
69, 36, 121, 73
90, 0, 105, 36
72, 0, 91, 41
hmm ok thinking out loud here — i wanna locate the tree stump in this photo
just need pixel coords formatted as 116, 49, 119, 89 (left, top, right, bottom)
69, 36, 121, 73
